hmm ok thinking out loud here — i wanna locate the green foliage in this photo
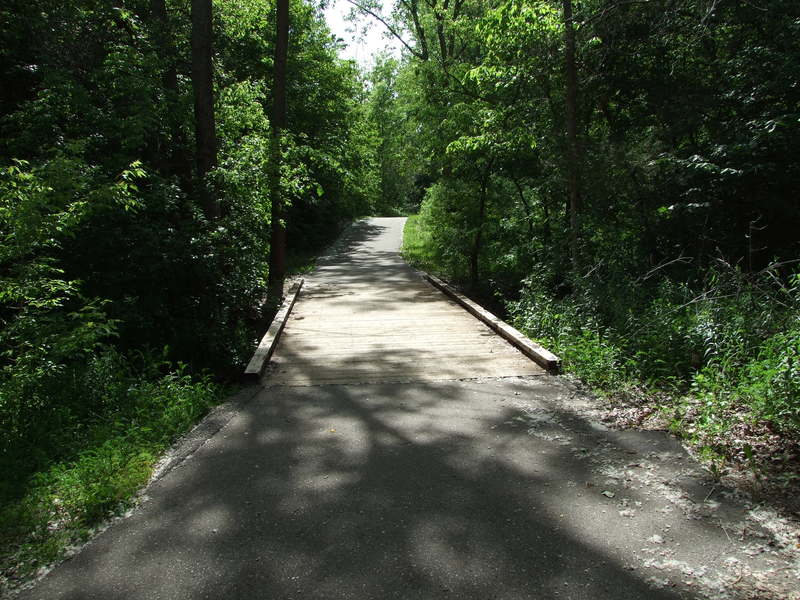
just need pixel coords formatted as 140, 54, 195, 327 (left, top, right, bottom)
506, 261, 800, 439
0, 349, 221, 589
0, 1, 383, 589
363, 55, 420, 215
685, 272, 800, 434
384, 0, 800, 487
400, 215, 436, 272
507, 276, 626, 390
0, 158, 145, 458
1, 0, 379, 376
412, 182, 474, 280
743, 328, 800, 429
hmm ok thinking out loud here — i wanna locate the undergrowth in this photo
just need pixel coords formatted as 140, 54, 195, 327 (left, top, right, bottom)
400, 215, 439, 275
0, 349, 222, 592
509, 265, 800, 495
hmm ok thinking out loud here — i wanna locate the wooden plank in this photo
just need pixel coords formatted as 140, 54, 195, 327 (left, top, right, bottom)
267, 361, 543, 386
286, 310, 466, 321
243, 279, 304, 380
272, 351, 529, 366
275, 341, 513, 354
281, 328, 494, 340
424, 274, 561, 373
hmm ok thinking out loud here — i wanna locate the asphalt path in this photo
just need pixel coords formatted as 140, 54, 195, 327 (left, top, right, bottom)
18, 219, 799, 600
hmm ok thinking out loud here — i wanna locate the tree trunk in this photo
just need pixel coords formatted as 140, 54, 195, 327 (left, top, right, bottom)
151, 0, 178, 99
151, 0, 191, 184
191, 0, 219, 220
470, 174, 488, 289
511, 175, 535, 238
435, 0, 450, 61
563, 0, 580, 270
542, 192, 552, 255
267, 0, 289, 302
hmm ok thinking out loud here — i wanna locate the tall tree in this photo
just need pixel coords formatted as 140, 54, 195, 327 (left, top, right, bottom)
268, 0, 290, 300
191, 0, 219, 219
563, 0, 580, 270
151, 0, 191, 182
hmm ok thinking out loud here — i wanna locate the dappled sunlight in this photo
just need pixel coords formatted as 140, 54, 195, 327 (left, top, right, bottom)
22, 374, 797, 599
186, 506, 235, 538
19, 218, 798, 600
409, 516, 501, 579
266, 218, 543, 386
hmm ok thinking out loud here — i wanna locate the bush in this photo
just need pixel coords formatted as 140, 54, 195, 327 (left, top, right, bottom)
508, 278, 627, 390
0, 349, 221, 590
507, 258, 800, 440
747, 327, 800, 429
0, 158, 138, 473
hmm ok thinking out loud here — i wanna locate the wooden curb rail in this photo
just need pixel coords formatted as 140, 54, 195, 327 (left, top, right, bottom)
243, 278, 304, 380
424, 274, 561, 373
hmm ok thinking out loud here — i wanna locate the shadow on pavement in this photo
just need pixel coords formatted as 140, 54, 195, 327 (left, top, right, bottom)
23, 378, 701, 600
20, 218, 796, 600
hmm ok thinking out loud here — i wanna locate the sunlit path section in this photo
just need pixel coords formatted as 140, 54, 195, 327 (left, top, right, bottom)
266, 218, 544, 385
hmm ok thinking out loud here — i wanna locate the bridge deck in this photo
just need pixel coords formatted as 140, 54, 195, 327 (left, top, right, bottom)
265, 217, 544, 386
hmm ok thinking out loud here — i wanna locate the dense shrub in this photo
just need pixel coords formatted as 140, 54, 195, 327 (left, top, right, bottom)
0, 348, 221, 587
506, 261, 800, 438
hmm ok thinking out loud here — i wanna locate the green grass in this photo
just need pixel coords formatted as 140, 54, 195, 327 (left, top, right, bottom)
0, 353, 223, 593
400, 215, 440, 273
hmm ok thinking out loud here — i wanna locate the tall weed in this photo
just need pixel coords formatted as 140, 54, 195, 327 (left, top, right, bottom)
0, 349, 221, 590
509, 261, 800, 438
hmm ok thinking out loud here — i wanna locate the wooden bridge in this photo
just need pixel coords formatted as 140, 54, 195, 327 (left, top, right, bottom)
260, 217, 551, 386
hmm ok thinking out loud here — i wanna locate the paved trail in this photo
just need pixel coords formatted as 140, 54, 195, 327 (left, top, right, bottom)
268, 218, 542, 385
20, 218, 799, 599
